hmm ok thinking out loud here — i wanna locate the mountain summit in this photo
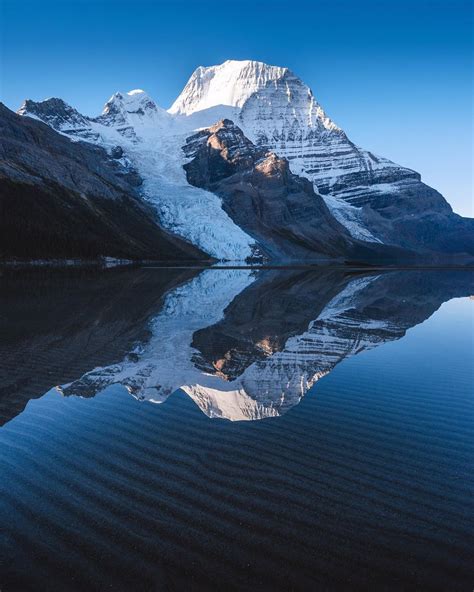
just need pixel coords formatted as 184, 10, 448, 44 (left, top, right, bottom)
168, 60, 473, 255
99, 89, 169, 127
169, 60, 289, 115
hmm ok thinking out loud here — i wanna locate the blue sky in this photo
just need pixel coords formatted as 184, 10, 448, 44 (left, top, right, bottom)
1, 0, 472, 215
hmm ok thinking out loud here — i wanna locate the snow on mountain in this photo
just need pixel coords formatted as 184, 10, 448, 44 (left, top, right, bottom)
18, 93, 256, 260
96, 89, 172, 138
102, 89, 161, 118
169, 59, 288, 115
17, 97, 101, 142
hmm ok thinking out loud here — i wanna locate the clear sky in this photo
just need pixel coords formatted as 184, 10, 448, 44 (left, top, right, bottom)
1, 0, 472, 215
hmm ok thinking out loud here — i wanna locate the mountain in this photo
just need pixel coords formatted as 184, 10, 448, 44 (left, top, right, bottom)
14, 59, 474, 262
17, 90, 170, 141
172, 60, 474, 256
183, 118, 352, 259
0, 103, 207, 261
183, 119, 413, 262
18, 91, 257, 260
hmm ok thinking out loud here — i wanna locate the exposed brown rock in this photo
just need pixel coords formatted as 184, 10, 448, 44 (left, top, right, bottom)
184, 119, 354, 260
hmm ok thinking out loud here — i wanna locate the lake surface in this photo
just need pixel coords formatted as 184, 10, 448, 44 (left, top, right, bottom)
0, 267, 473, 591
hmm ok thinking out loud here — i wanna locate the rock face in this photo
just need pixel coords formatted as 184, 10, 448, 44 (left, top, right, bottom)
0, 103, 207, 261
183, 119, 353, 259
183, 119, 418, 262
17, 97, 96, 139
173, 60, 474, 256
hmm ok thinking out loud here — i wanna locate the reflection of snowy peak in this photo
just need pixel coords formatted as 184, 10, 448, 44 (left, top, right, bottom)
187, 275, 403, 419
61, 269, 256, 406
61, 270, 445, 422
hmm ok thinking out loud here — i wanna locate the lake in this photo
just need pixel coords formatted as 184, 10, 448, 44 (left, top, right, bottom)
0, 267, 473, 590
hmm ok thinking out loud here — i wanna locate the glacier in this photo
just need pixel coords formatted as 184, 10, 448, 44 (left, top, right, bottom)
19, 90, 256, 260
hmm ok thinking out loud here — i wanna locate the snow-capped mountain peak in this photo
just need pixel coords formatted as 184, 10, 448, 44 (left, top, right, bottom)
167, 59, 428, 245
17, 97, 91, 132
98, 88, 170, 128
102, 89, 155, 115
169, 59, 289, 115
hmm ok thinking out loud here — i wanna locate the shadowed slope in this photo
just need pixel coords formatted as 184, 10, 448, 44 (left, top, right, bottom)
0, 103, 207, 261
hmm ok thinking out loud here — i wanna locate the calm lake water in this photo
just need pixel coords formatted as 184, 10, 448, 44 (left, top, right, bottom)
0, 267, 473, 591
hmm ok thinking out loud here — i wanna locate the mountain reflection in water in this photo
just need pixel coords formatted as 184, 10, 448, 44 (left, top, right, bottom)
1, 267, 472, 425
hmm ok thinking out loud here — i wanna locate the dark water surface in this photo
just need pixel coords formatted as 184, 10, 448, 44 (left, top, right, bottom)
0, 268, 473, 591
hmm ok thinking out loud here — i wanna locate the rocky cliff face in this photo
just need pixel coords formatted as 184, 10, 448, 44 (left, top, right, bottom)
17, 97, 97, 140
0, 103, 207, 261
183, 119, 354, 259
183, 119, 419, 262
